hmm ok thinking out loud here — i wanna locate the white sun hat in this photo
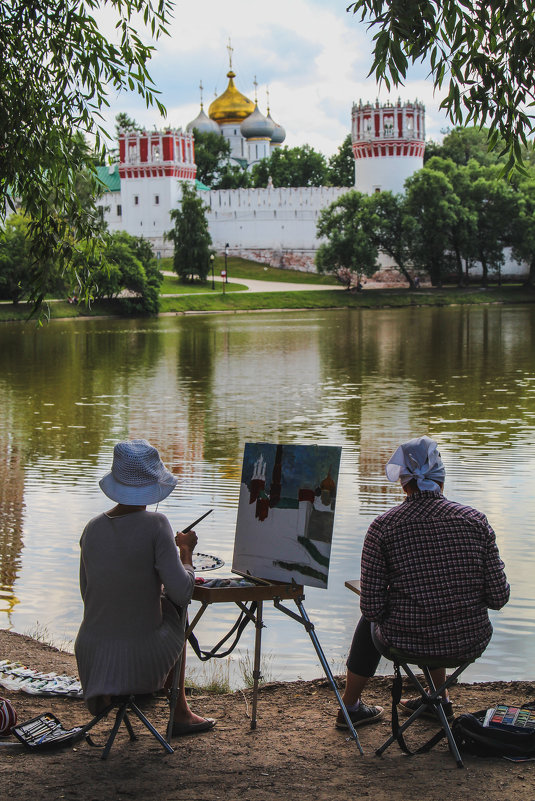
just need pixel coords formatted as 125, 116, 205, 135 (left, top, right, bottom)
99, 439, 178, 505
385, 435, 445, 492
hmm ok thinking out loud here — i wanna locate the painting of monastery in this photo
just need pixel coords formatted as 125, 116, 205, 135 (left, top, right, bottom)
232, 443, 342, 589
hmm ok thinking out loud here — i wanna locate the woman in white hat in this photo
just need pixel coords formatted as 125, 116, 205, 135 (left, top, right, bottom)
74, 439, 215, 735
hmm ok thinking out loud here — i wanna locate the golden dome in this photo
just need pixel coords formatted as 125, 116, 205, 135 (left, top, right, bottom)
208, 71, 255, 125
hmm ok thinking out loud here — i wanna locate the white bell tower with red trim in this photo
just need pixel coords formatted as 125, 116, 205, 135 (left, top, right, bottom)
117, 129, 196, 255
351, 99, 425, 195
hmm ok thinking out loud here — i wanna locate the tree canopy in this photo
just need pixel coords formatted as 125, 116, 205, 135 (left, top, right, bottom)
251, 145, 329, 188
328, 134, 355, 187
316, 191, 379, 277
424, 127, 503, 167
167, 184, 213, 282
348, 0, 535, 172
193, 131, 232, 187
316, 150, 533, 287
1, 0, 172, 307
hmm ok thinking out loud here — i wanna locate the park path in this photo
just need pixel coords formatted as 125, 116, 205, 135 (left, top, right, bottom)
160, 271, 341, 295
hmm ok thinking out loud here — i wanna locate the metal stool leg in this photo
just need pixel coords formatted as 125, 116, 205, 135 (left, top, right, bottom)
122, 712, 137, 741
375, 659, 471, 767
129, 700, 174, 754
102, 700, 129, 760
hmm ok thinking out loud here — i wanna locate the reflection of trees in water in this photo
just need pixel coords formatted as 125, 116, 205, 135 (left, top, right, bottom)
0, 432, 24, 620
200, 317, 325, 468
0, 319, 166, 471
313, 305, 535, 502
319, 305, 535, 449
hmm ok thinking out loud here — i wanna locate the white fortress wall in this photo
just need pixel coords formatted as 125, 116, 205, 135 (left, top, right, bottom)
355, 155, 424, 196
98, 190, 123, 233
204, 186, 349, 269
120, 175, 183, 254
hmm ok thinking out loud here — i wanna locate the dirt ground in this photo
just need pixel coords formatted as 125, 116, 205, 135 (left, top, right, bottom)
1, 629, 534, 801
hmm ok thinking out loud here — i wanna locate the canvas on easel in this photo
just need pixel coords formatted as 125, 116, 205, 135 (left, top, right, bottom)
232, 442, 342, 589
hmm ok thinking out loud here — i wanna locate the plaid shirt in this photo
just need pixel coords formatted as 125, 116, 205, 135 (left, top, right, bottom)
360, 490, 510, 659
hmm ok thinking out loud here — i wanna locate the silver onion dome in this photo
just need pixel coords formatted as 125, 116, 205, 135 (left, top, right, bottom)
267, 111, 286, 144
186, 107, 221, 135
240, 104, 276, 140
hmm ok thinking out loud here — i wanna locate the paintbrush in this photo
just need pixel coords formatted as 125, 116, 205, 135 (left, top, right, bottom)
181, 509, 213, 533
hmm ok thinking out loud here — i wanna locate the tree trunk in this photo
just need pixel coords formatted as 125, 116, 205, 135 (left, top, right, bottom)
479, 251, 488, 287
454, 246, 465, 287
428, 262, 442, 286
397, 262, 415, 289
524, 256, 535, 287
464, 258, 471, 285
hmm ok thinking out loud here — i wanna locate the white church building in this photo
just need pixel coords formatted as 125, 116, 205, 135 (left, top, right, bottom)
97, 81, 428, 269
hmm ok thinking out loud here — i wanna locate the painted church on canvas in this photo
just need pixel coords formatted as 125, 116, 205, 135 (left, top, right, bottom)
232, 443, 342, 589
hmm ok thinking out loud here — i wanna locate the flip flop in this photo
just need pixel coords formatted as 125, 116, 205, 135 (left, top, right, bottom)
171, 718, 216, 737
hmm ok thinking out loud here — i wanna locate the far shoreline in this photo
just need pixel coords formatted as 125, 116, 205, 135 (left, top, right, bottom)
2, 284, 535, 324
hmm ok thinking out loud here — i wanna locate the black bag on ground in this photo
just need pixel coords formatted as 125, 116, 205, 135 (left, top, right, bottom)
452, 706, 535, 759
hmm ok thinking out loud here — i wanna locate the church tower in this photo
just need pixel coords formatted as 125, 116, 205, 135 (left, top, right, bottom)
351, 99, 426, 195
117, 128, 196, 254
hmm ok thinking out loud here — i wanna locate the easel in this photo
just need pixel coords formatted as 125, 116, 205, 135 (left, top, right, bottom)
178, 577, 363, 753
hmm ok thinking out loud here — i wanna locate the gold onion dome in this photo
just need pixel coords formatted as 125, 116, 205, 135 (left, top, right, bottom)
209, 71, 255, 124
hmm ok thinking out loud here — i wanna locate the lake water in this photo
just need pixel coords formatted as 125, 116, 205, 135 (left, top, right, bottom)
1, 305, 534, 685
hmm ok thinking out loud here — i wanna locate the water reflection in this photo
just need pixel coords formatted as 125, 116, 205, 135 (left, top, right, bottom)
0, 306, 533, 683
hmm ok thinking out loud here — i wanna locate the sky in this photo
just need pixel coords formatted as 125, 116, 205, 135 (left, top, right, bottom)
98, 0, 451, 156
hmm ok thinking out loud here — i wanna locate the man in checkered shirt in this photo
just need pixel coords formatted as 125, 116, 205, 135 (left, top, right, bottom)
335, 436, 510, 730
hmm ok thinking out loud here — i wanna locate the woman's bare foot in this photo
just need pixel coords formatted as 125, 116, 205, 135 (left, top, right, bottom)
173, 708, 210, 726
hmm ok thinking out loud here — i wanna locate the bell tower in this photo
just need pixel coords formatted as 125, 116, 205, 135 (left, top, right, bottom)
351, 99, 426, 195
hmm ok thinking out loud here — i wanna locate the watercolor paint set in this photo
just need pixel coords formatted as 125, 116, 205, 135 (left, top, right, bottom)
484, 705, 535, 730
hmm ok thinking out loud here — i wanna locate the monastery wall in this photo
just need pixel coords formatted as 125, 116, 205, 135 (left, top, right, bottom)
204, 186, 349, 268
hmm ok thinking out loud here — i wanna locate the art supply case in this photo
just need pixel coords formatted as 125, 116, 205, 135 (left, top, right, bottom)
12, 713, 84, 749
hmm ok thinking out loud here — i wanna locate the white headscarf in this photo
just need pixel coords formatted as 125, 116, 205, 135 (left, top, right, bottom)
385, 436, 445, 492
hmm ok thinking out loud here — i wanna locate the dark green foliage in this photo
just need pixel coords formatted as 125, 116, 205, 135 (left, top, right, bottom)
511, 178, 535, 286
213, 163, 251, 189
167, 184, 213, 282
365, 192, 417, 287
404, 167, 462, 286
0, 215, 33, 303
193, 131, 232, 187
424, 127, 503, 167
105, 232, 162, 314
315, 191, 379, 276
328, 135, 355, 187
0, 0, 172, 308
347, 0, 535, 172
251, 145, 329, 187
115, 113, 143, 137
0, 214, 67, 303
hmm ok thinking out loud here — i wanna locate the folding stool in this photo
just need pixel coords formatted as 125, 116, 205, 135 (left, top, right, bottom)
373, 632, 478, 768
83, 695, 174, 760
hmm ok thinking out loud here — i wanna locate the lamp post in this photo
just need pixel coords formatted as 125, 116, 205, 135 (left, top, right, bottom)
210, 253, 215, 290
225, 243, 229, 284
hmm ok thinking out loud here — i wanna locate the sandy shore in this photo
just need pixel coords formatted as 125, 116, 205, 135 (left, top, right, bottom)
1, 629, 534, 801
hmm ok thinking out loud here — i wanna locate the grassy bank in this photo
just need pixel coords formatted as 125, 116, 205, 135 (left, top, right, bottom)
160, 255, 339, 285
159, 274, 248, 294
1, 285, 534, 323
156, 285, 535, 314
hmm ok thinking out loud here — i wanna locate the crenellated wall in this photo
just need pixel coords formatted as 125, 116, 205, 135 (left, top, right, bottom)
204, 186, 349, 256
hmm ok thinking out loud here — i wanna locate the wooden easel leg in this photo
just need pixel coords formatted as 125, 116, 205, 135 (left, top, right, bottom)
167, 608, 188, 743
250, 599, 264, 730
